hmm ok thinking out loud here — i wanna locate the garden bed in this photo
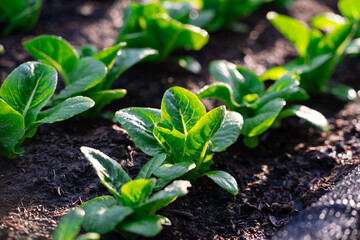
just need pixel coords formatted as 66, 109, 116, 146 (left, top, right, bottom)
1, 0, 360, 239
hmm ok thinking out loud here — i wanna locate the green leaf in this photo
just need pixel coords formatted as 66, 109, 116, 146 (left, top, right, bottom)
185, 106, 225, 159
266, 74, 299, 93
75, 233, 100, 240
85, 89, 127, 116
81, 196, 133, 235
161, 1, 191, 22
190, 9, 215, 28
92, 44, 124, 69
121, 179, 156, 207
316, 22, 353, 55
0, 61, 57, 129
77, 44, 98, 58
103, 48, 158, 90
116, 3, 208, 61
197, 83, 240, 110
272, 54, 332, 93
310, 13, 347, 32
242, 98, 285, 137
23, 35, 78, 84
202, 0, 262, 31
36, 96, 94, 124
208, 60, 264, 103
260, 66, 288, 81
279, 105, 329, 131
1, 0, 43, 34
115, 108, 164, 156
243, 136, 259, 148
119, 215, 167, 237
204, 170, 238, 195
53, 208, 85, 240
236, 65, 264, 94
161, 86, 206, 134
134, 180, 191, 216
154, 179, 171, 190
80, 147, 131, 201
116, 2, 168, 44
345, 38, 360, 56
263, 74, 307, 102
325, 84, 358, 101
155, 124, 186, 160
338, 0, 360, 19
209, 60, 247, 103
54, 58, 107, 101
267, 11, 310, 57
153, 160, 196, 180
136, 154, 167, 180
151, 15, 209, 55
0, 44, 4, 54
173, 55, 201, 74
0, 99, 25, 157
210, 111, 243, 152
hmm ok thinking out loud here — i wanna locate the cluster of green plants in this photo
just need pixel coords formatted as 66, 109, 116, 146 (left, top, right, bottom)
1, 0, 360, 238
115, 1, 209, 72
197, 60, 328, 147
261, 0, 360, 101
52, 86, 242, 239
116, 86, 243, 193
0, 62, 94, 158
53, 147, 191, 239
23, 35, 157, 117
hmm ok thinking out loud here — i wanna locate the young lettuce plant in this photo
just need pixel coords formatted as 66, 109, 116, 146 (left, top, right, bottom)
116, 86, 243, 194
0, 0, 43, 34
310, 0, 360, 57
115, 2, 209, 73
198, 60, 329, 148
0, 62, 94, 158
53, 147, 191, 238
262, 11, 357, 101
23, 35, 157, 116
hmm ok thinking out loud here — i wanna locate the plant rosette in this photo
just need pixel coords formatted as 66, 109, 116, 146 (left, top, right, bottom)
0, 61, 94, 158
197, 60, 329, 148
53, 147, 191, 239
116, 86, 243, 195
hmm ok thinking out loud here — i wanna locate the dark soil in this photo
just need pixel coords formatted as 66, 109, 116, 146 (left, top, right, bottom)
1, 0, 360, 239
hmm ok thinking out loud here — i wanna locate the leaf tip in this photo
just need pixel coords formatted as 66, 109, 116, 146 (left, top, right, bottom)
267, 11, 278, 20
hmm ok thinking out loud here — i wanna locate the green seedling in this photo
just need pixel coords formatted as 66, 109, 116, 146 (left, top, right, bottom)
23, 35, 157, 116
115, 2, 208, 73
310, 0, 360, 57
0, 0, 43, 34
198, 60, 329, 148
0, 62, 94, 158
116, 86, 243, 194
53, 147, 191, 238
263, 9, 357, 101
